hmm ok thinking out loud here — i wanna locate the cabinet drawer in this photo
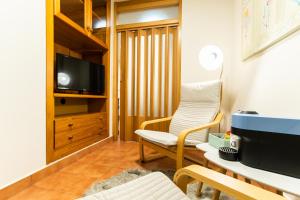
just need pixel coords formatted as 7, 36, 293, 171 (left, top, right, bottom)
54, 113, 107, 149
72, 125, 101, 141
55, 117, 73, 133
72, 113, 105, 129
54, 132, 73, 149
95, 117, 106, 130
55, 125, 104, 149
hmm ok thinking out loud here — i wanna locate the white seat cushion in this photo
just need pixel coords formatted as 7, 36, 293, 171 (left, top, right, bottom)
135, 130, 202, 146
135, 130, 178, 146
78, 172, 189, 200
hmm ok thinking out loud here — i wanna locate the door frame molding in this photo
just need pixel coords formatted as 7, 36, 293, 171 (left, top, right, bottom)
112, 0, 182, 141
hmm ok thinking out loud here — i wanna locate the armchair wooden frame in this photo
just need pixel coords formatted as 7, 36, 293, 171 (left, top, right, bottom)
139, 112, 224, 170
174, 165, 285, 200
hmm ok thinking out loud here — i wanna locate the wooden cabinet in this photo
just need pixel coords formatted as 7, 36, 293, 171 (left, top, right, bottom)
54, 113, 107, 149
59, 0, 85, 29
54, 0, 107, 50
46, 0, 110, 163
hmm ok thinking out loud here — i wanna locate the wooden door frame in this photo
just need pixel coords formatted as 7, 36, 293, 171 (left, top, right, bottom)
112, 0, 182, 141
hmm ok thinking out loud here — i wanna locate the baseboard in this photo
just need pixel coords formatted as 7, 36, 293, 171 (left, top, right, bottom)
0, 137, 113, 200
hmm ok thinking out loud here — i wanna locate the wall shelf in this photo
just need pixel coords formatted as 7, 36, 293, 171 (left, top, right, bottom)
54, 13, 108, 52
54, 93, 107, 99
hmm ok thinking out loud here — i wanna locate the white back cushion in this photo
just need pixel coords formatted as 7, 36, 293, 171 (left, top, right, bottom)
169, 80, 221, 144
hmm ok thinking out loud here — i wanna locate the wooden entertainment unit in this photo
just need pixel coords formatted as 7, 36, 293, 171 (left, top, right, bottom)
46, 0, 111, 163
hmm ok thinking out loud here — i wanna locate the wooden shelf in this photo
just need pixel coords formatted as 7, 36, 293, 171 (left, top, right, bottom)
54, 13, 108, 52
54, 93, 107, 99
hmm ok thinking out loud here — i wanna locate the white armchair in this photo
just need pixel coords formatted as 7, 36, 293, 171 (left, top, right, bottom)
135, 80, 223, 169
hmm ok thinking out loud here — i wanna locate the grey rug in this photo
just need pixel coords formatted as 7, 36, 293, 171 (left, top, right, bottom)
84, 169, 235, 200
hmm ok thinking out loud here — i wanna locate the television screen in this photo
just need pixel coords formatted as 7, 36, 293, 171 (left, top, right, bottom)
55, 53, 105, 95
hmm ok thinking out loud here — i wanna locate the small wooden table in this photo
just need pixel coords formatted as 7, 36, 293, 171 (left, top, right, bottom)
196, 143, 300, 198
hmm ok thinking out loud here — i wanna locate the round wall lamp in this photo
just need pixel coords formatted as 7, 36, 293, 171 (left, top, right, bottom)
198, 45, 224, 71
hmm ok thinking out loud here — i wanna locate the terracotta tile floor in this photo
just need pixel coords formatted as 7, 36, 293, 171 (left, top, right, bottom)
7, 141, 276, 200
7, 141, 178, 200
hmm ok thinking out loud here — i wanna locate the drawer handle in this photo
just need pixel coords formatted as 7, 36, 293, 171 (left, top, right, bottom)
68, 136, 73, 140
68, 123, 74, 127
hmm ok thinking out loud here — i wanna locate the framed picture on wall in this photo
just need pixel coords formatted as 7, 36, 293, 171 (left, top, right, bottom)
242, 0, 300, 60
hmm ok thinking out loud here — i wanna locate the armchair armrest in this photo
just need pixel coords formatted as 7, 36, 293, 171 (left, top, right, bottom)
140, 116, 173, 130
177, 112, 224, 146
174, 165, 286, 200
175, 113, 223, 169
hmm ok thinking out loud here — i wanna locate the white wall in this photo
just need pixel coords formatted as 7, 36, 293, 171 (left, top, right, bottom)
0, 0, 116, 189
181, 0, 300, 130
0, 1, 46, 189
181, 0, 235, 129
225, 0, 300, 127
181, 0, 234, 84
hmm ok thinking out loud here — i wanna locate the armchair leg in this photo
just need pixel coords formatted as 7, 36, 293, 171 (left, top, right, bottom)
176, 148, 184, 170
139, 137, 145, 163
212, 168, 227, 200
196, 159, 209, 196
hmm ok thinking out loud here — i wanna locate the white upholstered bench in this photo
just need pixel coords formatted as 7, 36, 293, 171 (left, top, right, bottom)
78, 165, 286, 200
78, 172, 188, 200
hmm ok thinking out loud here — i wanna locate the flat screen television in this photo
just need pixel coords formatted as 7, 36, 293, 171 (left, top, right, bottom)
55, 53, 105, 95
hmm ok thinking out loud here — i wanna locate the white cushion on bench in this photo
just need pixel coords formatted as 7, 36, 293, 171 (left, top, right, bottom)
78, 172, 189, 200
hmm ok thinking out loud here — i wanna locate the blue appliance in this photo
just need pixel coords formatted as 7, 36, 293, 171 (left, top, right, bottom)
231, 112, 300, 178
